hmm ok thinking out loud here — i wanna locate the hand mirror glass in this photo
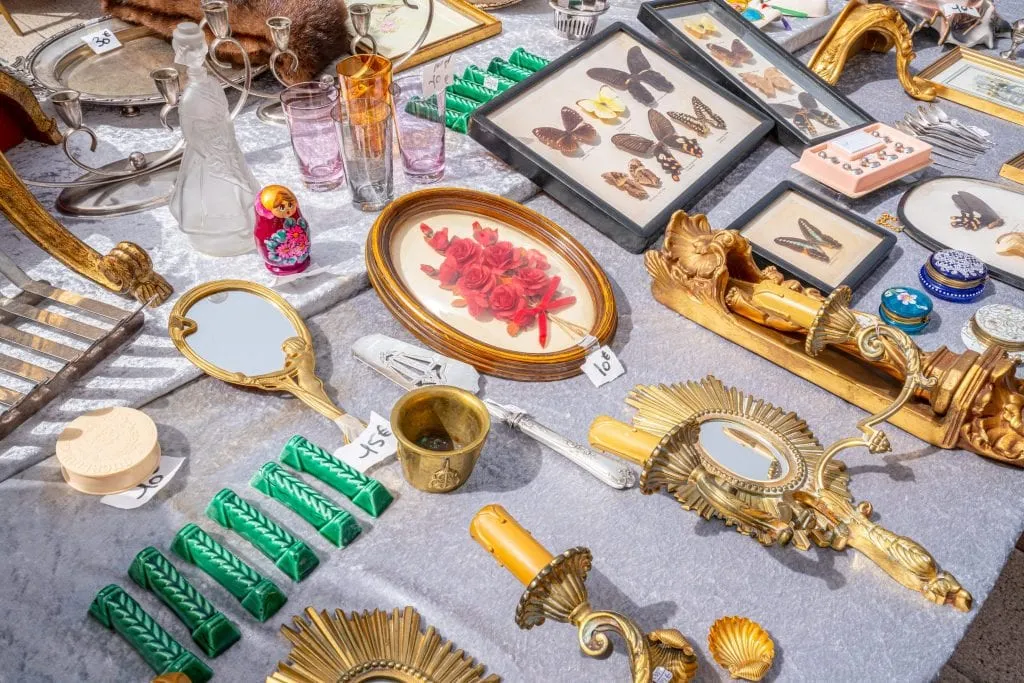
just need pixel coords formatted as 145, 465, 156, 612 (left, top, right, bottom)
169, 280, 363, 440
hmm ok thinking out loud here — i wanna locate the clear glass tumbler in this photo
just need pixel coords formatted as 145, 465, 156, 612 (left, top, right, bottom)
391, 75, 446, 184
280, 81, 346, 192
336, 97, 394, 212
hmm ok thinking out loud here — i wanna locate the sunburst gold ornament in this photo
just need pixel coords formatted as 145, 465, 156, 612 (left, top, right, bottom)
707, 616, 775, 681
268, 606, 499, 682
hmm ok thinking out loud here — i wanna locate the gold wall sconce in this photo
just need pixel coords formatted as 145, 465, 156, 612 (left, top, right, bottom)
470, 504, 699, 683
808, 0, 936, 101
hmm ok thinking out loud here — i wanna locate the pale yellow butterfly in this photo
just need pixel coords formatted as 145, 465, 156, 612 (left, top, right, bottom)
576, 86, 626, 121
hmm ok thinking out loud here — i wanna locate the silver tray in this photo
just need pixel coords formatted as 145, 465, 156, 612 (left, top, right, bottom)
23, 16, 255, 111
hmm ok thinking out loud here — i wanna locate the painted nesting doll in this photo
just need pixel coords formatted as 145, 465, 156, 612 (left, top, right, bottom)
254, 184, 311, 275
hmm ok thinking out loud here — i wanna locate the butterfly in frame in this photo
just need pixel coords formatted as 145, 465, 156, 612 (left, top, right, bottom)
951, 191, 1004, 231
740, 67, 794, 99
667, 96, 726, 137
773, 218, 843, 263
683, 17, 717, 39
586, 45, 674, 107
707, 39, 754, 68
602, 158, 662, 200
611, 109, 702, 181
771, 92, 841, 137
577, 86, 626, 121
532, 106, 599, 155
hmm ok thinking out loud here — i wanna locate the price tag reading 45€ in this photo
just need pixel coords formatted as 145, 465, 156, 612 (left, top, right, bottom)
81, 27, 123, 55
582, 345, 625, 387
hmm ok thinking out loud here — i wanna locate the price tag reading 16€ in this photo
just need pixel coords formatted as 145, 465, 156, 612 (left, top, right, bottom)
422, 55, 455, 99
582, 345, 626, 387
81, 28, 123, 55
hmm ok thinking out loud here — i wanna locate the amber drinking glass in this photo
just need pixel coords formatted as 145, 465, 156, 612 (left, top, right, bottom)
336, 53, 393, 102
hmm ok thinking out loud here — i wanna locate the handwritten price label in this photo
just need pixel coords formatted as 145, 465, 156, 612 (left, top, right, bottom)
81, 28, 123, 55
483, 74, 500, 91
334, 411, 398, 472
101, 457, 185, 510
652, 668, 674, 683
422, 55, 454, 100
582, 345, 625, 387
941, 2, 980, 17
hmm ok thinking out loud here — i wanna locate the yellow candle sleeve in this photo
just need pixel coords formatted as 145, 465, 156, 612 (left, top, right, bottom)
470, 504, 554, 586
749, 281, 822, 330
587, 416, 660, 465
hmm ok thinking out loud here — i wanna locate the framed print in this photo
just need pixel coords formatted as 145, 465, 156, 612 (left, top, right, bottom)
917, 47, 1024, 126
639, 0, 873, 153
468, 22, 773, 253
358, 0, 501, 73
898, 176, 1024, 291
727, 181, 896, 293
366, 187, 617, 381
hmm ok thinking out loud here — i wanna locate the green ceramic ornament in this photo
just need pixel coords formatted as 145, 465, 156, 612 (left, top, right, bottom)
508, 47, 550, 72
206, 488, 319, 582
281, 435, 393, 517
88, 584, 213, 683
487, 57, 532, 83
444, 90, 483, 115
171, 523, 287, 622
128, 546, 241, 657
449, 77, 501, 105
251, 462, 362, 547
405, 98, 470, 133
462, 65, 516, 91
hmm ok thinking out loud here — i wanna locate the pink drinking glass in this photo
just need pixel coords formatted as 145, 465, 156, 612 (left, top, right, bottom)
280, 81, 346, 191
391, 75, 446, 184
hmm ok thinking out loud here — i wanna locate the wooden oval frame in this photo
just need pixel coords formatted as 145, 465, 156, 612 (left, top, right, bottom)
367, 188, 617, 381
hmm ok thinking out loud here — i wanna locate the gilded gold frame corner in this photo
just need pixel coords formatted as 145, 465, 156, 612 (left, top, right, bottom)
917, 46, 1024, 126
1001, 151, 1024, 185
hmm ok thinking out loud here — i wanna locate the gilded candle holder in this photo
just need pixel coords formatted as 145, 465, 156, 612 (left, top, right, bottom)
391, 386, 489, 493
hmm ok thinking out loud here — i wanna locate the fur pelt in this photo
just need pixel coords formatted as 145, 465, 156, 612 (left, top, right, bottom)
101, 0, 351, 82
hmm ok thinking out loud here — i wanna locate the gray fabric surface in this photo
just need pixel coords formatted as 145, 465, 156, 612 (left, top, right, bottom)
3, 0, 1024, 681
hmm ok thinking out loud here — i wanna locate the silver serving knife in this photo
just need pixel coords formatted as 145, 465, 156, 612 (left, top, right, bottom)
352, 334, 636, 490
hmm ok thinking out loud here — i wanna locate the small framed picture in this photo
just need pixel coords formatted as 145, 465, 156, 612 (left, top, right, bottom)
917, 46, 1024, 126
727, 181, 896, 293
639, 0, 873, 153
468, 21, 773, 253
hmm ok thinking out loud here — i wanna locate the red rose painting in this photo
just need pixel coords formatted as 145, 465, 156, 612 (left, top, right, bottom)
418, 221, 576, 347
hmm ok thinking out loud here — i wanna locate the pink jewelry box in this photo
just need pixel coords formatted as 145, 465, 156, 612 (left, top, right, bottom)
791, 123, 932, 198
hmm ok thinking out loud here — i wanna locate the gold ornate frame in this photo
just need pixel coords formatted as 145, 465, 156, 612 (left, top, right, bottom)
917, 46, 1024, 125
269, 606, 500, 682
367, 187, 617, 381
361, 0, 501, 73
168, 279, 363, 439
1001, 151, 1024, 185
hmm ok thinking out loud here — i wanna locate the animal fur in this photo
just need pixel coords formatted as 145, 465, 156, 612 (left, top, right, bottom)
101, 0, 351, 82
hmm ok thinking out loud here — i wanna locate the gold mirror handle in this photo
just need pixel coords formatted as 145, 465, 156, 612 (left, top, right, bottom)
588, 416, 661, 466
690, 469, 793, 546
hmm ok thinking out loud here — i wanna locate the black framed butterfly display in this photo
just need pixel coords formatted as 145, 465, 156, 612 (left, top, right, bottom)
639, 0, 872, 153
728, 181, 896, 294
468, 23, 772, 253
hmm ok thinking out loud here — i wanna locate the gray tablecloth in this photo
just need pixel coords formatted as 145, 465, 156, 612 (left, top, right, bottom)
3, 0, 1024, 681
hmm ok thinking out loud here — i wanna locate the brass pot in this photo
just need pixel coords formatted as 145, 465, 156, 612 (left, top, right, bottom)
391, 386, 490, 493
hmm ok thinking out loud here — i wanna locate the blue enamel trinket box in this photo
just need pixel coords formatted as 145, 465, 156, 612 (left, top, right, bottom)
918, 249, 988, 303
878, 287, 932, 334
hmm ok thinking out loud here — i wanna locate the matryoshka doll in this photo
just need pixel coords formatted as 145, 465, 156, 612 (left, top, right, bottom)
254, 184, 311, 274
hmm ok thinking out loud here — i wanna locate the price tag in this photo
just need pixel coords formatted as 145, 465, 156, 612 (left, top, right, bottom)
334, 411, 398, 472
968, 125, 991, 138
483, 74, 500, 91
652, 668, 673, 683
830, 130, 876, 156
582, 345, 625, 387
101, 457, 185, 510
941, 2, 980, 16
422, 55, 454, 100
81, 28, 123, 55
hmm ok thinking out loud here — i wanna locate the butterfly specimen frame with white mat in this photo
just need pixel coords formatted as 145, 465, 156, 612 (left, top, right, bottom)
728, 181, 896, 293
639, 0, 872, 153
469, 22, 771, 253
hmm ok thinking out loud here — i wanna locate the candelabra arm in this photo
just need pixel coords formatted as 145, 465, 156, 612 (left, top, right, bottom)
391, 0, 435, 71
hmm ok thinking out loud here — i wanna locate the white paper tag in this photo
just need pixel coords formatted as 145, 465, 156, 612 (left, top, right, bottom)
652, 668, 673, 683
483, 74, 500, 91
582, 346, 625, 387
333, 411, 398, 472
81, 28, 123, 55
941, 2, 980, 16
100, 457, 185, 510
830, 130, 876, 156
423, 55, 454, 99
967, 124, 991, 138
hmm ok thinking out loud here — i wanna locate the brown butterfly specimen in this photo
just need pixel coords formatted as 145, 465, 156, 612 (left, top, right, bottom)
586, 45, 674, 107
708, 39, 754, 68
771, 92, 841, 137
951, 191, 1004, 231
773, 218, 842, 263
532, 106, 598, 155
611, 109, 701, 182
602, 159, 661, 200
740, 67, 793, 98
629, 158, 661, 188
667, 96, 726, 137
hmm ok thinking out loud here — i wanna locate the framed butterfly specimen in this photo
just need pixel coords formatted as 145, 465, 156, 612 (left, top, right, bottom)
639, 0, 872, 153
469, 22, 772, 252
729, 181, 895, 293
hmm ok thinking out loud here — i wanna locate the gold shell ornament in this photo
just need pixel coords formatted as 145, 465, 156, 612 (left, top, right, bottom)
707, 616, 775, 681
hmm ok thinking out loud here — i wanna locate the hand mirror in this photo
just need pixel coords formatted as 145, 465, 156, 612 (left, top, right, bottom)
169, 280, 364, 440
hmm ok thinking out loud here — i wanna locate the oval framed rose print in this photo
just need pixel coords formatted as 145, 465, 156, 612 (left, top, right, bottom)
367, 187, 617, 380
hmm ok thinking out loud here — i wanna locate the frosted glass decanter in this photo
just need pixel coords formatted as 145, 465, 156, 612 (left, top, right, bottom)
168, 22, 259, 257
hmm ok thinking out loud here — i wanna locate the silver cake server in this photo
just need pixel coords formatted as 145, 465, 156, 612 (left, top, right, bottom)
353, 334, 636, 490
